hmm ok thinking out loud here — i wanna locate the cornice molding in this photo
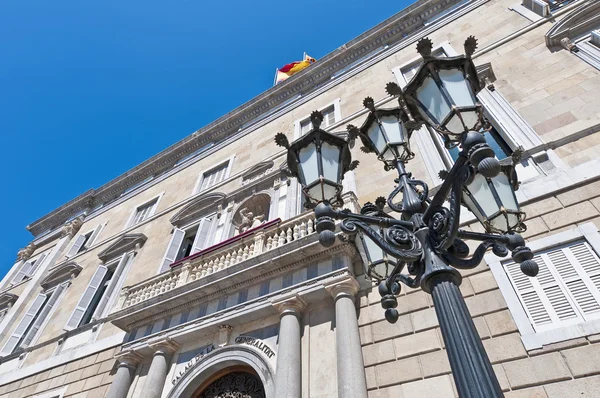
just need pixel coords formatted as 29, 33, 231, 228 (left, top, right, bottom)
25, 0, 470, 237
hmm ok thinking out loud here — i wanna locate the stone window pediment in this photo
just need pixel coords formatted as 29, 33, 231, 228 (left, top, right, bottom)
98, 233, 147, 262
0, 293, 18, 310
40, 262, 82, 289
241, 161, 275, 186
170, 193, 227, 228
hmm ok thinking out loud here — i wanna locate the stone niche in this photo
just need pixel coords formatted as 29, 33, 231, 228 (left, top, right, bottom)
232, 194, 271, 235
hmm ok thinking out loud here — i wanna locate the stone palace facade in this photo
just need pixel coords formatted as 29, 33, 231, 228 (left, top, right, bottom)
0, 0, 599, 397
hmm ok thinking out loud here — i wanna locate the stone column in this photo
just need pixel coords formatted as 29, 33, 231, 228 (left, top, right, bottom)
140, 337, 180, 398
106, 350, 143, 398
325, 276, 368, 398
272, 295, 306, 398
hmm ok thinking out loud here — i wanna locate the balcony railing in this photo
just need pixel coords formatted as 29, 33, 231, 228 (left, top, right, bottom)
115, 212, 316, 310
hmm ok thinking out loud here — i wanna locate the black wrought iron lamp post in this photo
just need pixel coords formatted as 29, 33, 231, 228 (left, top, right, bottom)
275, 37, 539, 398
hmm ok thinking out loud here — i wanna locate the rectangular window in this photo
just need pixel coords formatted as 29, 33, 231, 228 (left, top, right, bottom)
199, 162, 229, 192
11, 253, 47, 285
299, 105, 337, 135
66, 224, 104, 258
130, 198, 159, 227
522, 0, 550, 17
159, 216, 214, 272
503, 240, 600, 333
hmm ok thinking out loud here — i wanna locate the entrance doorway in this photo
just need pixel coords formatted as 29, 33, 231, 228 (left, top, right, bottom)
193, 367, 266, 398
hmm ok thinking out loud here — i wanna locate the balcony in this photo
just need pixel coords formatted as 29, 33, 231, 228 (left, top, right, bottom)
109, 211, 333, 328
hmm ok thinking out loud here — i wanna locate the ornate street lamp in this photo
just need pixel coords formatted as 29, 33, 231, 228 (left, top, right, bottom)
276, 37, 539, 398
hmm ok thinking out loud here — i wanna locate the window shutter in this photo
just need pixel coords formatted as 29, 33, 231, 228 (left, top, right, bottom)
67, 234, 87, 258
93, 254, 130, 319
191, 218, 213, 255
65, 266, 108, 330
11, 261, 32, 285
86, 224, 104, 249
21, 284, 65, 348
160, 228, 185, 272
1, 293, 47, 355
26, 253, 47, 278
561, 242, 600, 316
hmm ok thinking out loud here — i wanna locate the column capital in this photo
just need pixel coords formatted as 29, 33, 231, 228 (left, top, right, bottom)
324, 275, 360, 301
115, 349, 144, 368
271, 294, 307, 317
148, 337, 180, 355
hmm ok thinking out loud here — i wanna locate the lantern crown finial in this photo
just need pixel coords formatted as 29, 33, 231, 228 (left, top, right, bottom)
363, 97, 376, 112
274, 132, 289, 149
347, 124, 360, 141
464, 36, 478, 58
416, 37, 433, 58
310, 110, 324, 128
385, 82, 403, 97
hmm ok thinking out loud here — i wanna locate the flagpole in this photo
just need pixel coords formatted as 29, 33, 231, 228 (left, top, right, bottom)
273, 68, 279, 86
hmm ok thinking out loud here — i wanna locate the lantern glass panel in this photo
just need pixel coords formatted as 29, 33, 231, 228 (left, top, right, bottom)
364, 234, 384, 263
438, 69, 477, 107
416, 76, 451, 124
321, 142, 341, 183
298, 143, 319, 185
462, 192, 485, 223
445, 115, 465, 134
367, 122, 386, 154
467, 174, 500, 217
491, 174, 518, 212
380, 115, 404, 143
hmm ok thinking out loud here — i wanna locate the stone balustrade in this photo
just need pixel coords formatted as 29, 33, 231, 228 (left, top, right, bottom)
117, 213, 315, 310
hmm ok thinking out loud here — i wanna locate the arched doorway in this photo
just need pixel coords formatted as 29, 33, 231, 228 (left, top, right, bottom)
193, 367, 265, 398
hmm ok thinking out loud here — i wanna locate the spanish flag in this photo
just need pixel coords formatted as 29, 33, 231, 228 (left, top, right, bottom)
274, 53, 316, 85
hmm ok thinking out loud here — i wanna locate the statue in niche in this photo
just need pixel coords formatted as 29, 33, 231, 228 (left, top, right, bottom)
238, 207, 265, 233
17, 243, 36, 262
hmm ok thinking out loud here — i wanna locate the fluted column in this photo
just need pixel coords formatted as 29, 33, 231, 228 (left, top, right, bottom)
140, 337, 180, 398
272, 295, 306, 398
325, 276, 368, 398
107, 350, 143, 398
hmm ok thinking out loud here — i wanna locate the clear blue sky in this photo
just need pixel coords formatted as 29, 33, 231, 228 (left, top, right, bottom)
0, 0, 411, 276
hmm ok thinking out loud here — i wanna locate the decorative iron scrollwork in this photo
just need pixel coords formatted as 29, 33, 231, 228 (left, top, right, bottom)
199, 371, 266, 398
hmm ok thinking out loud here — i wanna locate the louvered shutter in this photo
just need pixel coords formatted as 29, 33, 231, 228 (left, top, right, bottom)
67, 234, 87, 258
65, 266, 108, 330
562, 242, 600, 317
191, 218, 213, 254
86, 224, 104, 249
160, 228, 185, 271
1, 293, 47, 355
21, 284, 65, 348
26, 253, 47, 278
93, 254, 130, 319
11, 261, 32, 284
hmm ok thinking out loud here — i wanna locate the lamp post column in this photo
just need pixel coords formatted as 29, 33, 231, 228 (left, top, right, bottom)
325, 276, 368, 398
140, 337, 180, 398
272, 295, 306, 398
107, 350, 143, 398
417, 228, 503, 398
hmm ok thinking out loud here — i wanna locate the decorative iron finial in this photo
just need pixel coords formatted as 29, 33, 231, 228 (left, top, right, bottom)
464, 36, 478, 58
385, 82, 403, 97
310, 110, 324, 128
347, 124, 359, 141
360, 146, 372, 154
363, 97, 376, 112
375, 196, 386, 210
349, 160, 360, 171
416, 37, 433, 57
274, 132, 289, 149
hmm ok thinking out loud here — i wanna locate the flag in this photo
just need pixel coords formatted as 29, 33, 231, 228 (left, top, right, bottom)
274, 54, 316, 85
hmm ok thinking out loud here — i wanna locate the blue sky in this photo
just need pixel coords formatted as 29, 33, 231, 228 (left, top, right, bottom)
0, 0, 410, 276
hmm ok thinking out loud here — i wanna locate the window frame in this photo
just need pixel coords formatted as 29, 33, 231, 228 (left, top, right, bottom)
192, 155, 235, 195
485, 222, 600, 350
573, 30, 600, 70
33, 386, 68, 398
293, 98, 342, 139
124, 193, 164, 229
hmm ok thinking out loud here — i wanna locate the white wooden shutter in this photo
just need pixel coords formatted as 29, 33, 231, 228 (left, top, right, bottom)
191, 218, 213, 254
11, 261, 32, 284
561, 242, 600, 317
26, 253, 47, 278
86, 224, 104, 249
1, 293, 47, 355
21, 284, 65, 348
93, 254, 130, 319
67, 234, 87, 258
65, 266, 108, 330
160, 228, 185, 271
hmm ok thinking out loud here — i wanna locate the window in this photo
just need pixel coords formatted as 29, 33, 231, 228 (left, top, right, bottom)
198, 162, 229, 192
159, 217, 214, 272
11, 253, 47, 285
573, 30, 600, 71
487, 223, 600, 349
127, 196, 161, 228
522, 0, 550, 17
300, 105, 337, 135
1, 284, 66, 355
66, 224, 104, 258
65, 253, 132, 330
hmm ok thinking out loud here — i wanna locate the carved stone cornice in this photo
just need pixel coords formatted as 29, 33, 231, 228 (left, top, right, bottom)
25, 0, 466, 238
148, 337, 180, 355
115, 349, 144, 368
324, 275, 361, 301
60, 216, 84, 238
271, 294, 307, 317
